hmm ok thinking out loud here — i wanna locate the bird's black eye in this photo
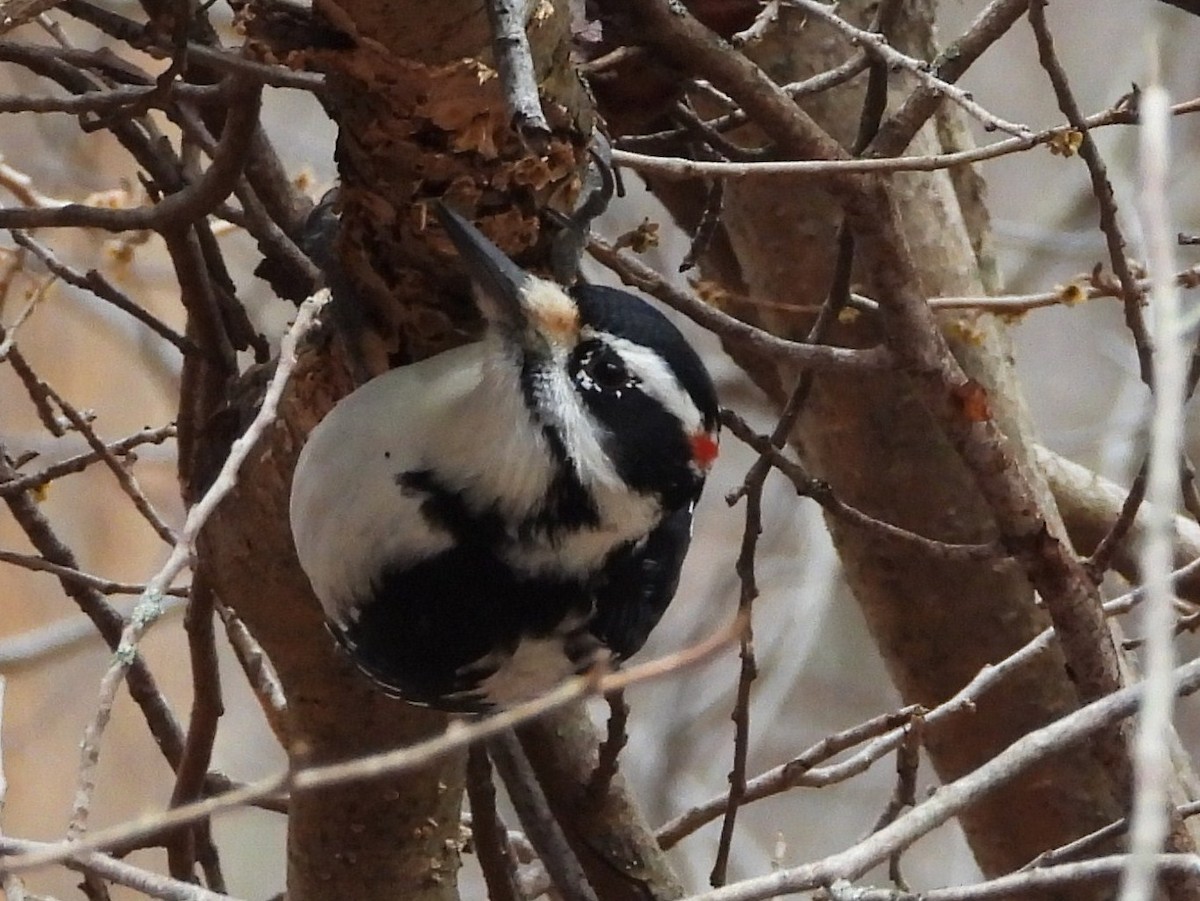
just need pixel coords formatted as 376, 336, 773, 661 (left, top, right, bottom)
574, 343, 635, 393
591, 355, 628, 389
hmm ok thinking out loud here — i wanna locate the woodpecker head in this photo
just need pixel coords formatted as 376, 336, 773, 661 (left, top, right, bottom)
435, 204, 719, 512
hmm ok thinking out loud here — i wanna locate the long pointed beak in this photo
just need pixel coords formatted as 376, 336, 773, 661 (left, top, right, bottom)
434, 203, 531, 332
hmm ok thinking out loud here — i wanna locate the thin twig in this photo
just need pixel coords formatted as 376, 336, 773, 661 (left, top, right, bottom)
620, 55, 871, 152
466, 746, 522, 901
166, 574, 226, 889
0, 551, 189, 599
0, 159, 61, 207
6, 341, 66, 435
1087, 459, 1148, 578
657, 542, 1200, 848
170, 92, 321, 296
731, 0, 780, 46
0, 272, 54, 360
869, 0, 1031, 155
0, 75, 261, 233
0, 837, 234, 901
672, 102, 764, 162
214, 603, 287, 742
0, 424, 177, 499
833, 855, 1200, 901
587, 690, 629, 799
708, 42, 897, 864
586, 234, 894, 372
34, 376, 178, 546
59, 0, 326, 92
0, 449, 187, 769
710, 476, 759, 887
787, 0, 1031, 139
1027, 0, 1153, 387
613, 95, 1200, 181
721, 410, 1006, 562
10, 231, 195, 354
1025, 800, 1200, 872
0, 80, 223, 115
709, 272, 861, 880
870, 717, 922, 891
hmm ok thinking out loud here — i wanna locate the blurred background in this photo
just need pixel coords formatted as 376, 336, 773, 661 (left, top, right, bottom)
2, 0, 1199, 896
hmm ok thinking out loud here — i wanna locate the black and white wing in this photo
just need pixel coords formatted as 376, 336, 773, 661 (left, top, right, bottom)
589, 502, 697, 661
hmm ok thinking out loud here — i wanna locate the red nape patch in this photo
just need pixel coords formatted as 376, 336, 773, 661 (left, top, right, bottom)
690, 432, 719, 470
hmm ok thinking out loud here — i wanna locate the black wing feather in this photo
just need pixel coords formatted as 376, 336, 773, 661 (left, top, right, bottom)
589, 504, 695, 660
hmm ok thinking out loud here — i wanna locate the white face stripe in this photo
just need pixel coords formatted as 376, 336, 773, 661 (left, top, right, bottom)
583, 329, 708, 436
532, 344, 625, 491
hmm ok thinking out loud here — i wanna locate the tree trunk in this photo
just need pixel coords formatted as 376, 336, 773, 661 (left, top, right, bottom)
201, 2, 684, 898
592, 0, 1200, 885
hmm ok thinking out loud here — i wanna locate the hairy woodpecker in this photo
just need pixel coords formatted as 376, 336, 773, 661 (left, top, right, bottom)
289, 205, 719, 711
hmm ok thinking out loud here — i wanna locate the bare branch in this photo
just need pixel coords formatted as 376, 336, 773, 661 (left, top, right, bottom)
4, 614, 743, 875
836, 855, 1200, 901
466, 746, 522, 901
0, 551, 190, 600
0, 75, 261, 233
1122, 72, 1185, 901
1027, 0, 1153, 387
31, 374, 178, 545
869, 0, 1031, 155
613, 96, 1200, 180
657, 707, 922, 849
489, 732, 598, 901
0, 450, 187, 768
721, 410, 1008, 562
0, 425, 176, 499
586, 235, 894, 372
787, 0, 1032, 139
586, 690, 629, 800
485, 0, 549, 138
682, 656, 1200, 901
58, 0, 325, 92
0, 837, 235, 901
214, 604, 288, 743
11, 231, 195, 354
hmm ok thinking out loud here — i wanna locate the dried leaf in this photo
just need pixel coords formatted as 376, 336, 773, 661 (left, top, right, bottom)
692, 279, 732, 309
1047, 129, 1083, 157
614, 218, 659, 254
1057, 282, 1086, 305
953, 380, 991, 423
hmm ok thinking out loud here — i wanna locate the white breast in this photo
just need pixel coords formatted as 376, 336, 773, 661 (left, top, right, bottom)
289, 340, 556, 622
